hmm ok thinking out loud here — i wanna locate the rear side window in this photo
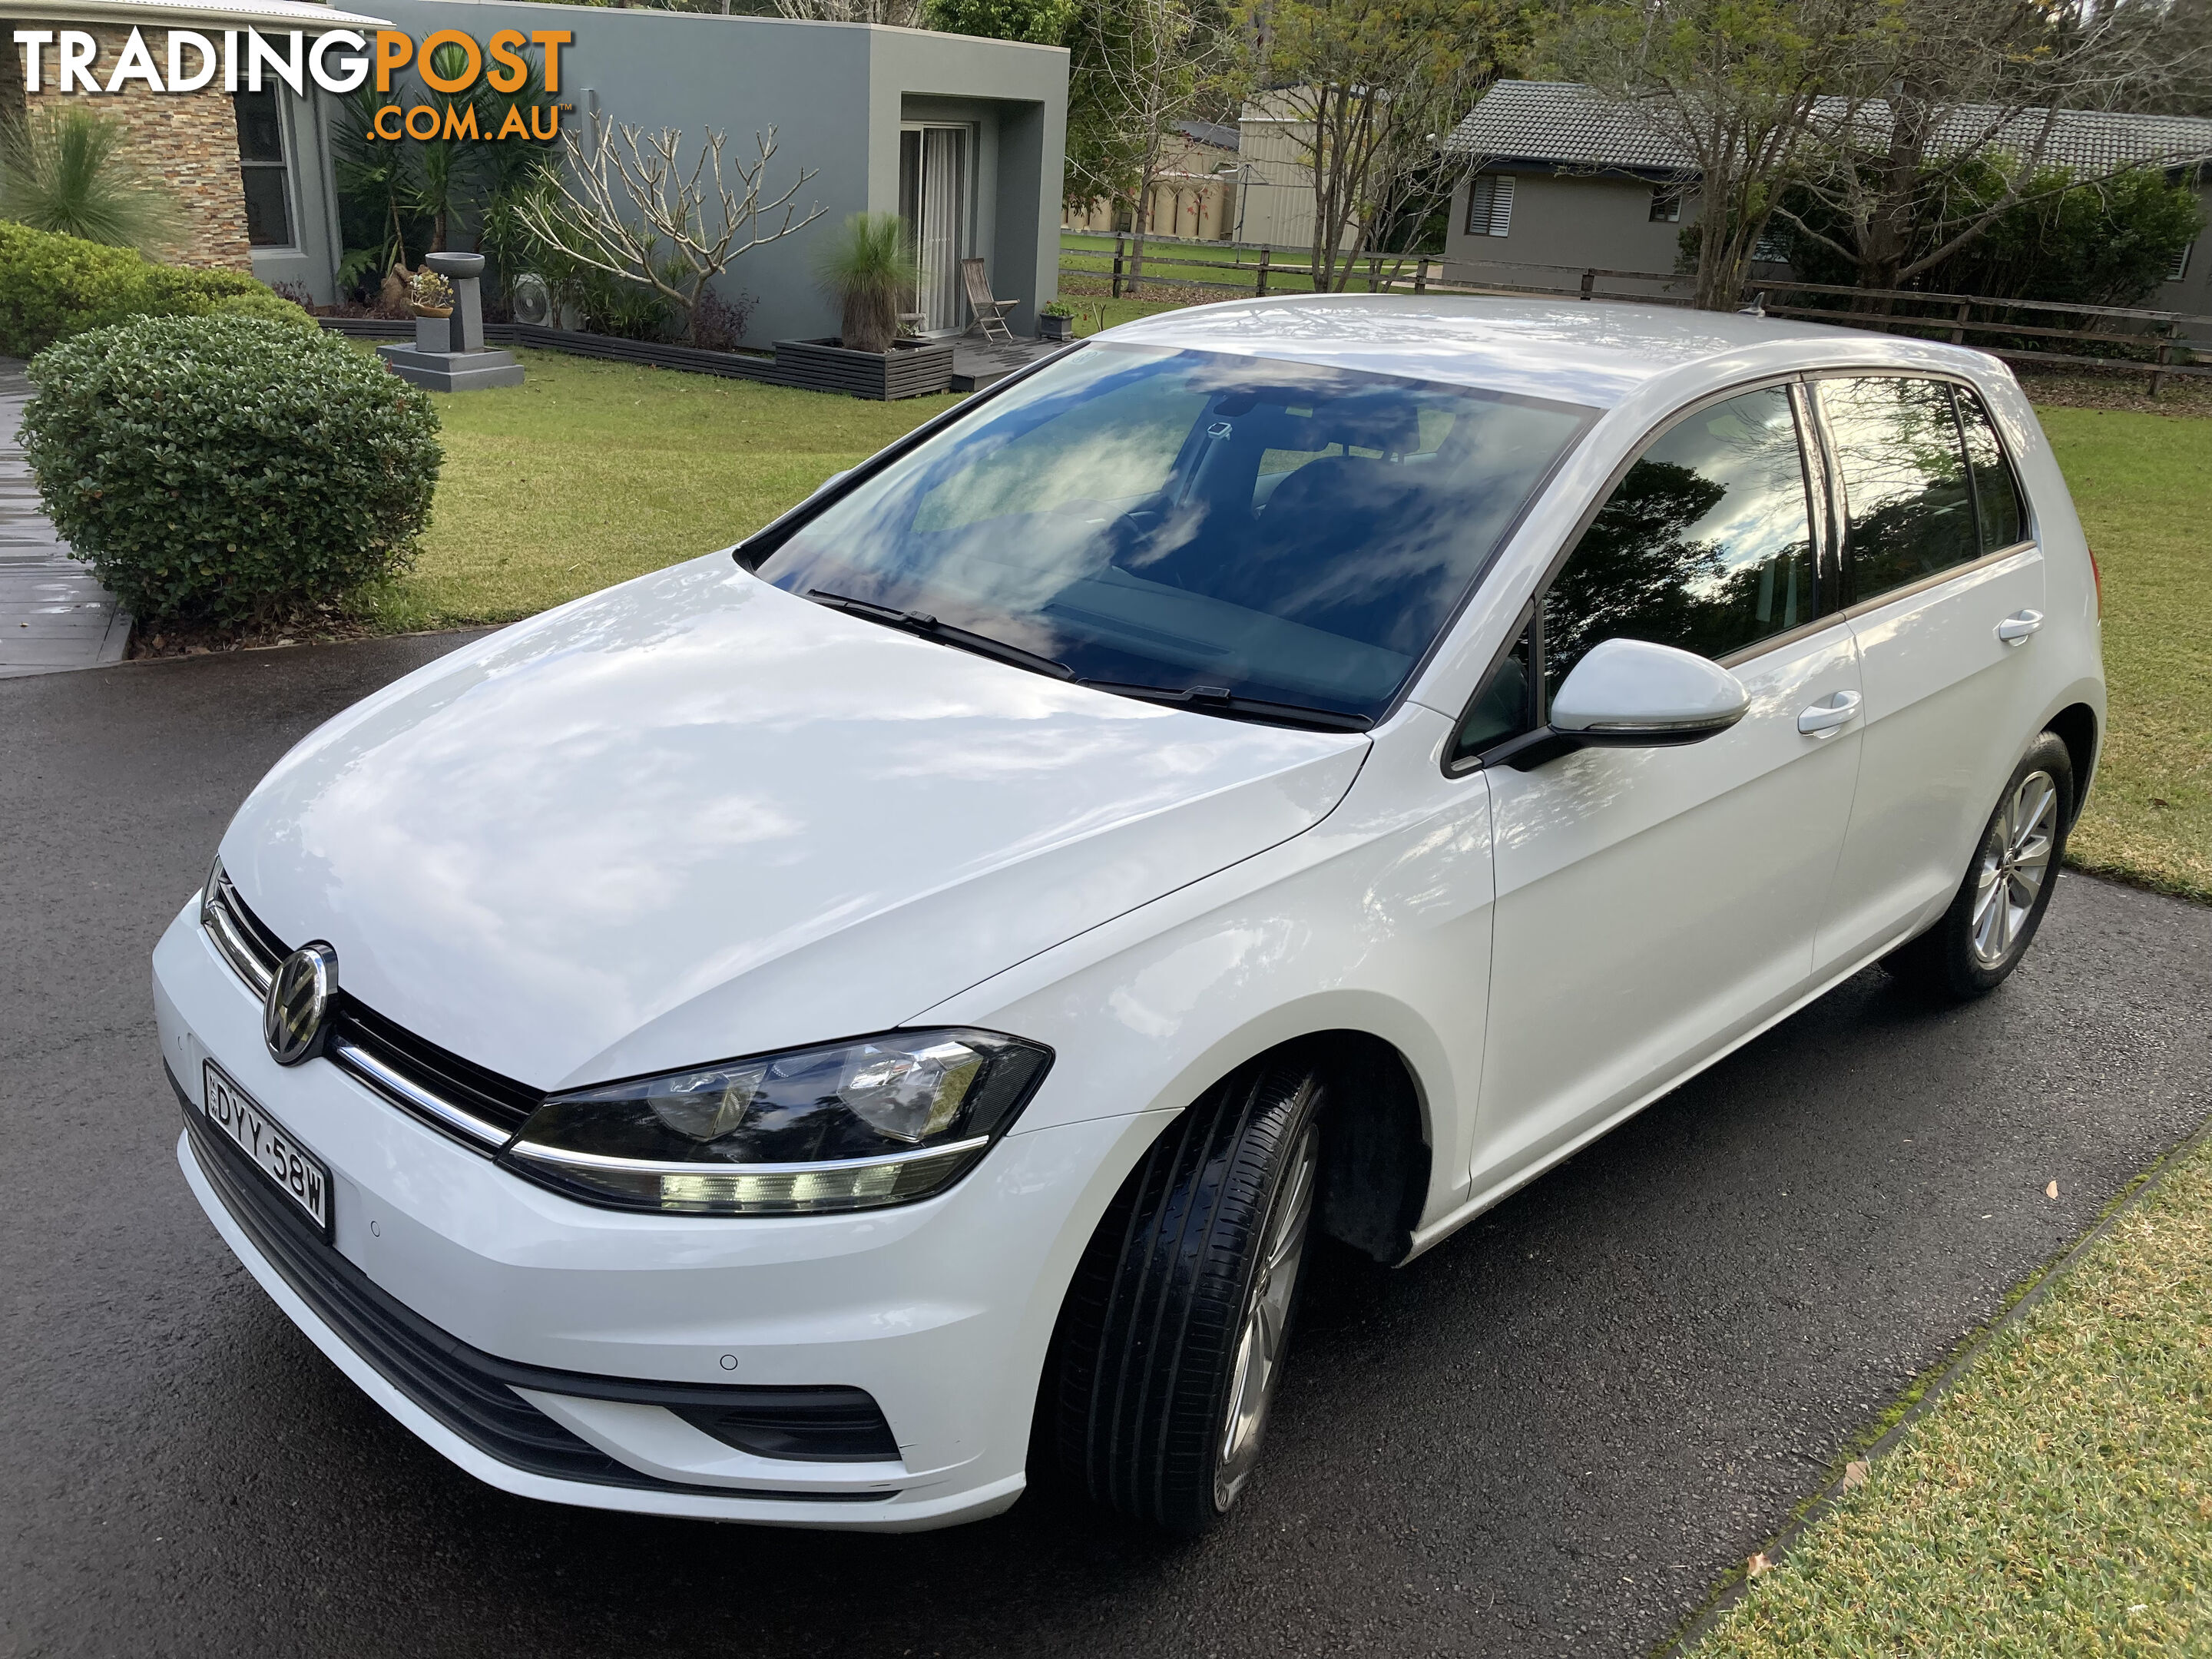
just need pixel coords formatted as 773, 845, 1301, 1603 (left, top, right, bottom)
1955, 389, 2026, 551
1819, 377, 1978, 602
1543, 384, 1820, 702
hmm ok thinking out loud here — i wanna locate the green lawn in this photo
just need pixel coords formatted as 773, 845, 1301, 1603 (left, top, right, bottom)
380, 352, 2210, 904
366, 349, 961, 634
1691, 1129, 2212, 1657
2037, 408, 2212, 902
1061, 230, 1297, 270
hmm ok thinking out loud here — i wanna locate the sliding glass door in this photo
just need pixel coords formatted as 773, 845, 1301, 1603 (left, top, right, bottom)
898, 124, 970, 335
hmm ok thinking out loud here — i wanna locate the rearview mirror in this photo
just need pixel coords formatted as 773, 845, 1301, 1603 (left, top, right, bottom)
1548, 638, 1750, 747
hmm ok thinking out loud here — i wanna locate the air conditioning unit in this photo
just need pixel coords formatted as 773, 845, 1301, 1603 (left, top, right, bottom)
511, 273, 554, 327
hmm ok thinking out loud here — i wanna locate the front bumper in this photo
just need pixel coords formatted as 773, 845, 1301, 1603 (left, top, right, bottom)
155, 901, 1167, 1529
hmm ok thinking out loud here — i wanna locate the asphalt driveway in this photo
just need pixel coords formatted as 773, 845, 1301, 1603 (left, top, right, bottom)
3, 635, 2208, 1659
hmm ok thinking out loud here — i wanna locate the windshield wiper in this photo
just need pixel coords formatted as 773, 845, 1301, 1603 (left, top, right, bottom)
806, 590, 1074, 680
1077, 680, 1374, 733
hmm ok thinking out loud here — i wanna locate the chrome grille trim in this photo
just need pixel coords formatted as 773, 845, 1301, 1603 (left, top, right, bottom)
332, 1038, 515, 1149
201, 869, 280, 995
199, 861, 540, 1155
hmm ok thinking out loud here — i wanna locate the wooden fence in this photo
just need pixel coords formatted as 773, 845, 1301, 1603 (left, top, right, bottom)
1059, 235, 2212, 392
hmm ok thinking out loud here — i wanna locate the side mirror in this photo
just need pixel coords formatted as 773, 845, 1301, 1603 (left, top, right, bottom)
1549, 637, 1750, 747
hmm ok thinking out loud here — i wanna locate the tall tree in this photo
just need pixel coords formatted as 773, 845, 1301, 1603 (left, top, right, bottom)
1069, 0, 1222, 282
1541, 0, 1873, 308
1242, 0, 1525, 291
1780, 0, 2212, 293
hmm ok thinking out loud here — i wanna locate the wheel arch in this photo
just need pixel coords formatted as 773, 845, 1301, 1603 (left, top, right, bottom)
2044, 701, 2099, 828
1104, 1024, 1436, 1269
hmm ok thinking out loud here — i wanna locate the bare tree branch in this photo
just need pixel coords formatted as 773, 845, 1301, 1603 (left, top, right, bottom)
514, 122, 825, 342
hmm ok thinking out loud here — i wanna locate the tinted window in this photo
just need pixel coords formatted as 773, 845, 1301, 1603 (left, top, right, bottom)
1955, 389, 2025, 551
1544, 386, 1819, 701
1454, 623, 1531, 758
756, 345, 1592, 725
1820, 377, 1978, 601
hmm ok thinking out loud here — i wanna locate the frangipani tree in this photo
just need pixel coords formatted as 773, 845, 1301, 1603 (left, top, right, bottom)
515, 121, 823, 343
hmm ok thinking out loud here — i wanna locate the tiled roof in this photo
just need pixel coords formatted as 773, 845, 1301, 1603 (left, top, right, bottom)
1445, 80, 2212, 177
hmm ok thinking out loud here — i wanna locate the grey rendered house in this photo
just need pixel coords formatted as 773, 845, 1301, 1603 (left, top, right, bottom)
1440, 80, 2212, 318
274, 1, 1068, 342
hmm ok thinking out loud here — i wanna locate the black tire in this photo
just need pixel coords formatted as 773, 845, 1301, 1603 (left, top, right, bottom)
1883, 731, 2074, 1002
1051, 1054, 1325, 1532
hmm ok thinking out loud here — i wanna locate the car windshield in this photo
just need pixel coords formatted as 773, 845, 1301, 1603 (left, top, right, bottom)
749, 343, 1595, 724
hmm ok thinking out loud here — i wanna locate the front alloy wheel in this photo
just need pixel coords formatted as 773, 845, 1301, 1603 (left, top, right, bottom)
1214, 1118, 1318, 1511
1051, 1055, 1326, 1532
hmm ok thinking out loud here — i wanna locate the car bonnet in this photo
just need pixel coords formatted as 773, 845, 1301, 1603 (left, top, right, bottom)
220, 554, 1370, 1091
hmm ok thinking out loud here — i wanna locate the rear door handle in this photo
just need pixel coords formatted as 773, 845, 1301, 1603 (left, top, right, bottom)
1997, 609, 2044, 645
1797, 689, 1863, 737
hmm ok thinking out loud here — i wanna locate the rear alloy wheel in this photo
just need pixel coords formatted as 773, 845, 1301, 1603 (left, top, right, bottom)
1051, 1055, 1325, 1532
1885, 731, 2074, 1000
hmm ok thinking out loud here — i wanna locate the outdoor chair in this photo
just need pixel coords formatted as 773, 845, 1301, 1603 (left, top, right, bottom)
960, 258, 1019, 344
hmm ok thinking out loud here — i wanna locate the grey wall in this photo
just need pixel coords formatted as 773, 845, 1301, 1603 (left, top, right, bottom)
345, 0, 1066, 342
1442, 167, 1691, 299
2161, 177, 2212, 338
252, 86, 345, 305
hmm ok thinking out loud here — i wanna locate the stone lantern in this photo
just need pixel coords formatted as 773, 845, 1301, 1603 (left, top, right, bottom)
377, 253, 526, 392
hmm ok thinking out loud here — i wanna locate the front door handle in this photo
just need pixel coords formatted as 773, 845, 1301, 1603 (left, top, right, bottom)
1797, 689, 1863, 737
1997, 609, 2044, 645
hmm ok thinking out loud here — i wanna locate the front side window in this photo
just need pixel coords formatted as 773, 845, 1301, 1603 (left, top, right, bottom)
751, 344, 1594, 726
1544, 385, 1820, 701
233, 89, 292, 248
1453, 385, 1820, 762
1818, 376, 1977, 603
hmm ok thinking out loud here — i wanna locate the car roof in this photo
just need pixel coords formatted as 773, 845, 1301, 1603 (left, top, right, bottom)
1096, 293, 1995, 410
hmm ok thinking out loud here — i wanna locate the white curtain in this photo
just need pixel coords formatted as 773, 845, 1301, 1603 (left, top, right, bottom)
916, 128, 967, 333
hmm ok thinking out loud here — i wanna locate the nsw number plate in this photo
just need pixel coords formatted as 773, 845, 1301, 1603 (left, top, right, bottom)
201, 1061, 332, 1237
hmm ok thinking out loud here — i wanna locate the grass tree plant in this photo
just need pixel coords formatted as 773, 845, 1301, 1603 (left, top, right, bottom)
816, 212, 915, 353
0, 107, 178, 256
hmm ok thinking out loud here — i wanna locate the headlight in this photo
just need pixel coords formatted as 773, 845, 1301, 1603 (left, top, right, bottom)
504, 1028, 1052, 1216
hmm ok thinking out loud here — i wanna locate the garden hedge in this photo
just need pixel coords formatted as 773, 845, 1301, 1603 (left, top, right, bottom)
0, 222, 316, 358
22, 314, 442, 626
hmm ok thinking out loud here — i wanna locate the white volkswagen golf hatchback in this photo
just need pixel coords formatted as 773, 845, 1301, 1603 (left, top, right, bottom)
157, 296, 2103, 1533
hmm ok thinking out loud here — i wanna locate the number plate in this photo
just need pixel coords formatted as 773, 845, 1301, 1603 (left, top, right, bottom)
200, 1060, 332, 1237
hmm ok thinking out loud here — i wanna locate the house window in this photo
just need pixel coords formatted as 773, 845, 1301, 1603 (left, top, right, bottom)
233, 89, 293, 248
1464, 174, 1514, 238
1648, 187, 1682, 224
2170, 240, 2194, 282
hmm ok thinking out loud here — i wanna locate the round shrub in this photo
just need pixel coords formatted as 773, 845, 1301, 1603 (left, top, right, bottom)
22, 314, 442, 626
0, 222, 317, 356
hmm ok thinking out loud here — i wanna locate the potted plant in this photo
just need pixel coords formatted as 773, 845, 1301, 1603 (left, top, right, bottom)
816, 212, 911, 354
1038, 300, 1075, 342
774, 212, 952, 399
407, 269, 454, 318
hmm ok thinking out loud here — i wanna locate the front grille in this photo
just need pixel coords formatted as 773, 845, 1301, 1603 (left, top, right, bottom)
176, 1066, 899, 1498
203, 869, 540, 1151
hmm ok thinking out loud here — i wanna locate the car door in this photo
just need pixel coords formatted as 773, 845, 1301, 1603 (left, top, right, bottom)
1456, 381, 1865, 1185
1807, 376, 2047, 971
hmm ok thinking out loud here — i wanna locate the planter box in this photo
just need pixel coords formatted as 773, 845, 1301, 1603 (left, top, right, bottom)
772, 337, 954, 400
1038, 315, 1074, 342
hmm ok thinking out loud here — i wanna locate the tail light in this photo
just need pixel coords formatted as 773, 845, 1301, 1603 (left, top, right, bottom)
2086, 546, 2103, 618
